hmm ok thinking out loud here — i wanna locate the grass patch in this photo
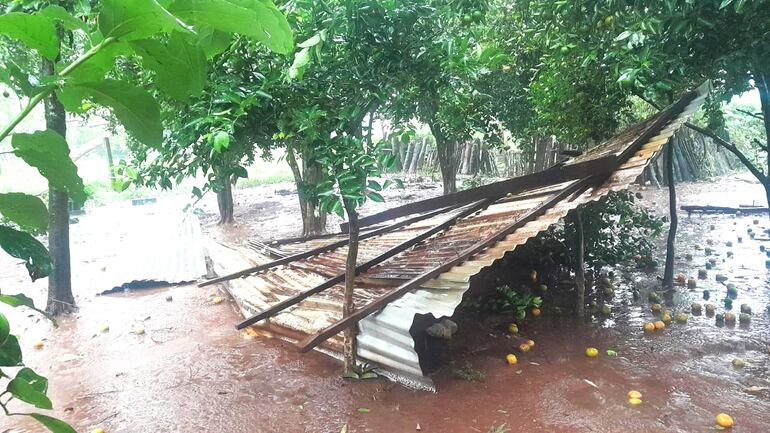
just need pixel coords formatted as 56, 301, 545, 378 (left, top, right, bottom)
236, 172, 294, 189
451, 362, 486, 382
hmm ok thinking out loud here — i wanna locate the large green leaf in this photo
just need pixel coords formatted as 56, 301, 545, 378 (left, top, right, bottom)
0, 225, 51, 281
25, 413, 77, 433
169, 0, 293, 54
130, 33, 207, 101
63, 81, 163, 148
39, 5, 88, 32
0, 335, 22, 366
11, 130, 87, 206
0, 193, 48, 233
99, 0, 188, 40
196, 27, 232, 59
7, 368, 51, 409
0, 12, 59, 59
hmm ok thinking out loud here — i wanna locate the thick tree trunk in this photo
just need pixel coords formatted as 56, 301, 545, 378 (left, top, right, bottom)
287, 147, 327, 236
422, 97, 457, 194
663, 141, 677, 289
217, 174, 235, 225
341, 199, 359, 376
42, 56, 75, 315
574, 208, 585, 317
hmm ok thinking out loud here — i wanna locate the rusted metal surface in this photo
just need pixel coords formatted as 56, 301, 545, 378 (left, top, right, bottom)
208, 83, 710, 390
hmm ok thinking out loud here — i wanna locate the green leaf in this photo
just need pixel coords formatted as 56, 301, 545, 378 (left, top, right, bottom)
39, 5, 88, 32
197, 27, 232, 59
719, 0, 733, 9
130, 33, 208, 101
99, 0, 188, 40
0, 193, 48, 233
0, 12, 59, 60
8, 376, 53, 409
297, 32, 322, 48
0, 292, 46, 321
169, 0, 294, 54
233, 166, 248, 178
332, 200, 344, 218
0, 225, 51, 281
65, 80, 163, 148
0, 335, 22, 366
25, 413, 77, 433
212, 131, 230, 153
367, 191, 385, 203
367, 180, 382, 191
0, 311, 9, 345
10, 367, 49, 395
11, 130, 87, 206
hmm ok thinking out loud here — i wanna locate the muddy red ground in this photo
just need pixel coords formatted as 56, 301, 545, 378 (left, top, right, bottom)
2, 175, 769, 433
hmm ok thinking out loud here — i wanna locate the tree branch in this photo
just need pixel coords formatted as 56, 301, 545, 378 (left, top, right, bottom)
734, 107, 764, 120
636, 93, 768, 184
685, 121, 767, 183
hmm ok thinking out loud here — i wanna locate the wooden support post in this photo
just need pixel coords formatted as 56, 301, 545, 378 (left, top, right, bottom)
104, 137, 114, 182
575, 208, 585, 317
663, 141, 677, 289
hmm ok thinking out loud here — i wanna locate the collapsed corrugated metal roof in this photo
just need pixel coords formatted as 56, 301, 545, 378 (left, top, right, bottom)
205, 83, 710, 390
99, 205, 208, 293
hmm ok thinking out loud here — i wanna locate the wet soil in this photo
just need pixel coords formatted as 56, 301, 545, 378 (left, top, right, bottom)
2, 174, 770, 433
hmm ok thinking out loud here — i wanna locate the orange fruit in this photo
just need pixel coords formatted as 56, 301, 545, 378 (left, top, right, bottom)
628, 397, 642, 405
627, 390, 642, 399
518, 343, 531, 352
585, 347, 599, 358
507, 323, 519, 334
526, 339, 535, 348
506, 354, 518, 365
654, 320, 666, 330
716, 413, 734, 428
643, 322, 655, 332
212, 296, 223, 305
531, 308, 541, 317
530, 270, 537, 282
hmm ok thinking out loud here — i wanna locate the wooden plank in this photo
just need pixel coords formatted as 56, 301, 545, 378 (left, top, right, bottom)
297, 176, 599, 353
199, 204, 458, 288
339, 155, 620, 233
234, 199, 494, 330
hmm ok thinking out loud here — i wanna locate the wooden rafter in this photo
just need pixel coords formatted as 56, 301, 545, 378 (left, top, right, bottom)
199, 203, 459, 288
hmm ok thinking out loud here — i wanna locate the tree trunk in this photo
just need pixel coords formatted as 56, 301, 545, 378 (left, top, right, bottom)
574, 208, 585, 317
341, 199, 359, 376
42, 56, 75, 315
421, 96, 457, 194
755, 68, 770, 217
217, 174, 235, 225
287, 147, 327, 236
663, 141, 677, 289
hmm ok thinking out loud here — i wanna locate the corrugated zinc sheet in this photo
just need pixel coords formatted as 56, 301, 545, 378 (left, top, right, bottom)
213, 84, 709, 390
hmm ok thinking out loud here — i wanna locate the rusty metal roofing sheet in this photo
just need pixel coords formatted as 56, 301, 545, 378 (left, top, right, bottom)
211, 83, 710, 390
